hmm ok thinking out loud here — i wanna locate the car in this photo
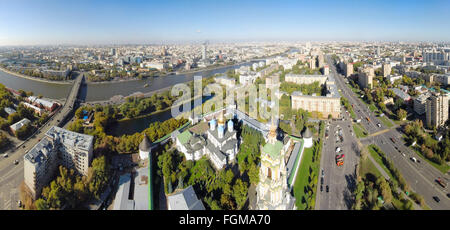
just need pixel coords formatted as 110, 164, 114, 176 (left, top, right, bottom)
326, 185, 329, 193
447, 193, 450, 199
3, 154, 8, 158
377, 123, 381, 127
401, 153, 406, 157
411, 157, 417, 162
433, 196, 440, 203
14, 160, 19, 165
321, 169, 324, 177
320, 185, 323, 192
321, 177, 324, 185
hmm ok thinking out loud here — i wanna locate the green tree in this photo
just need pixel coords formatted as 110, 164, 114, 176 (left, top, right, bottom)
232, 179, 248, 209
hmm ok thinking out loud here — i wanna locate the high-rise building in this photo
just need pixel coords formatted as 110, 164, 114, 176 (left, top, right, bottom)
110, 48, 116, 56
309, 57, 316, 69
318, 54, 324, 68
161, 46, 167, 56
358, 67, 374, 89
24, 127, 94, 198
414, 93, 430, 115
345, 62, 353, 77
202, 43, 207, 60
426, 92, 449, 128
382, 63, 391, 78
423, 50, 449, 65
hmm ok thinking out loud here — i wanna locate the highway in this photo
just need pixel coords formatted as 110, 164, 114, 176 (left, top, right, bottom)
0, 74, 83, 210
326, 56, 450, 209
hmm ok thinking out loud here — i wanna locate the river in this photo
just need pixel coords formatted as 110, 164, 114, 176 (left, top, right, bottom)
0, 61, 258, 102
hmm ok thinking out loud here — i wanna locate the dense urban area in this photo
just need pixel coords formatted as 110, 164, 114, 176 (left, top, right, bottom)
0, 40, 449, 211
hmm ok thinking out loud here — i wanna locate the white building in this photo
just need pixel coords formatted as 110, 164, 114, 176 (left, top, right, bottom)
167, 185, 205, 210
10, 118, 31, 134
175, 113, 238, 170
139, 134, 151, 160
386, 75, 402, 84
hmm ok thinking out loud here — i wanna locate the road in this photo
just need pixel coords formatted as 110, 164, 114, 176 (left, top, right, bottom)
0, 74, 83, 210
316, 100, 359, 209
327, 56, 450, 209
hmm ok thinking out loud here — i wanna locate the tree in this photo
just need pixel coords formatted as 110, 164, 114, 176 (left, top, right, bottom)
15, 124, 32, 140
397, 109, 407, 121
35, 198, 49, 210
0, 132, 9, 149
232, 179, 248, 209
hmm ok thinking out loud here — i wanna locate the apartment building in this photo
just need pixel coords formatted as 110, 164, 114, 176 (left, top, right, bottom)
24, 126, 94, 198
426, 92, 449, 128
291, 75, 341, 119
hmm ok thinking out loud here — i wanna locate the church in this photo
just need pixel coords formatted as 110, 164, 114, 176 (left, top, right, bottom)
176, 112, 238, 170
256, 120, 296, 210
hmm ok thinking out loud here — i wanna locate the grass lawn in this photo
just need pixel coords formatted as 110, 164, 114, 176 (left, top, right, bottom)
293, 145, 319, 210
368, 104, 378, 113
359, 154, 382, 178
349, 109, 357, 120
353, 123, 368, 138
364, 146, 415, 210
411, 146, 450, 174
368, 145, 395, 180
378, 115, 394, 128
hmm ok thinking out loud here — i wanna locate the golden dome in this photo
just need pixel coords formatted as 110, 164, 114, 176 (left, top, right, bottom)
218, 111, 226, 125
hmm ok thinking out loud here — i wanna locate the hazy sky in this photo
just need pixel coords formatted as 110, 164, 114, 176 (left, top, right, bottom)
0, 0, 449, 45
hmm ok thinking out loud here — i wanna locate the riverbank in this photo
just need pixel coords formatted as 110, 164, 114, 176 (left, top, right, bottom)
85, 60, 251, 85
0, 66, 73, 85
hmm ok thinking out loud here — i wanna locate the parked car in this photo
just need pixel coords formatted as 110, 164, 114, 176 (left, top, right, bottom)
14, 160, 19, 165
320, 185, 323, 192
326, 185, 329, 193
433, 196, 440, 203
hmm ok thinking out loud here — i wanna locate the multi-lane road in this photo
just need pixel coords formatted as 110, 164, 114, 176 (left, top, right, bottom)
0, 74, 83, 210
324, 56, 450, 209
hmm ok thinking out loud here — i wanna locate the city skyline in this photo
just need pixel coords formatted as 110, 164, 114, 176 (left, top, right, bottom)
1, 0, 450, 46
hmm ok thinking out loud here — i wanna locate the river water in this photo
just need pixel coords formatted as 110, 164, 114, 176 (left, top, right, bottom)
0, 61, 257, 102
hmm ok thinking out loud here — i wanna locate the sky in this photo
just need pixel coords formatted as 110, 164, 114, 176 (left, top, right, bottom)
0, 0, 449, 46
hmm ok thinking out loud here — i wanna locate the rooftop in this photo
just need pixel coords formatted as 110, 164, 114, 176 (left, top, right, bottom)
262, 140, 284, 159
167, 185, 205, 210
46, 126, 94, 151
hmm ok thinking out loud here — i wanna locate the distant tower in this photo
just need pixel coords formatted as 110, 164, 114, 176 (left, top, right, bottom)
202, 42, 207, 60
139, 134, 152, 160
161, 46, 167, 56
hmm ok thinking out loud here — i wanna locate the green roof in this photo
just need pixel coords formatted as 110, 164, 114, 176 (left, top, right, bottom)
262, 140, 284, 159
177, 130, 192, 145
